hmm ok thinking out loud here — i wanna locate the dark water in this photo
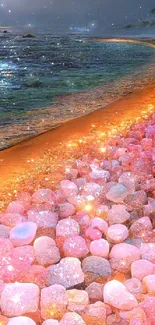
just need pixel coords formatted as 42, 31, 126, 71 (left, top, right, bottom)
0, 26, 155, 149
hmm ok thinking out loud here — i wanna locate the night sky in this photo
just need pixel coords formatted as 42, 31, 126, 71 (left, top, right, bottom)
0, 0, 155, 32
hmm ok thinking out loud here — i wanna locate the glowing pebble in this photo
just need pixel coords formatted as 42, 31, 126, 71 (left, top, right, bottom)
9, 222, 37, 246
41, 284, 68, 320
8, 316, 36, 325
59, 312, 85, 325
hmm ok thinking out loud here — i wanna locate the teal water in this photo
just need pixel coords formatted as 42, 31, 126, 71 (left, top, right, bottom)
0, 27, 155, 149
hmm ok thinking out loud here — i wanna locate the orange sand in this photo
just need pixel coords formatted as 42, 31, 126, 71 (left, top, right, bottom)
0, 83, 155, 210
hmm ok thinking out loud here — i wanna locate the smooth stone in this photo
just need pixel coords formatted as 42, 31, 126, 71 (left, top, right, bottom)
56, 219, 80, 238
104, 280, 138, 311
61, 180, 78, 197
106, 183, 128, 203
131, 259, 154, 281
82, 256, 111, 278
9, 222, 37, 246
85, 227, 102, 240
67, 289, 89, 313
34, 236, 60, 266
58, 203, 75, 218
106, 224, 129, 244
41, 284, 68, 320
28, 210, 58, 228
81, 301, 106, 320
89, 239, 109, 258
63, 236, 89, 258
118, 172, 136, 193
8, 316, 36, 325
85, 282, 104, 302
42, 321, 59, 325
1, 283, 39, 316
90, 217, 108, 234
143, 274, 155, 294
109, 243, 140, 272
124, 278, 142, 294
59, 312, 86, 325
45, 257, 84, 289
140, 243, 155, 263
107, 204, 130, 225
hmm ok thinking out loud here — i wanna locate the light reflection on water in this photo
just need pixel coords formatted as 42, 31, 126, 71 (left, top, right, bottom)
0, 28, 155, 149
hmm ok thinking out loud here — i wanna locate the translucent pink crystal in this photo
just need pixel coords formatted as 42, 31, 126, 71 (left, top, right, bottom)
28, 210, 58, 228
85, 227, 102, 240
107, 204, 130, 225
107, 224, 129, 244
82, 182, 102, 198
106, 183, 128, 203
45, 257, 84, 288
124, 278, 142, 295
89, 239, 109, 258
0, 225, 10, 239
6, 201, 25, 215
59, 312, 85, 325
82, 301, 106, 320
42, 320, 59, 325
61, 180, 78, 197
7, 316, 36, 325
109, 243, 140, 272
118, 172, 136, 193
1, 213, 25, 227
131, 259, 154, 280
32, 189, 56, 205
34, 236, 60, 266
140, 297, 155, 324
63, 236, 89, 258
56, 219, 80, 238
23, 265, 46, 288
1, 283, 39, 316
104, 280, 138, 310
89, 169, 110, 185
124, 190, 147, 209
67, 289, 89, 313
9, 222, 37, 246
41, 284, 68, 320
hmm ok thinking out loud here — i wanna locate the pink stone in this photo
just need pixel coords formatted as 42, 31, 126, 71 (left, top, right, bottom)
106, 183, 128, 203
11, 245, 35, 265
32, 189, 56, 205
0, 225, 10, 239
118, 172, 136, 193
89, 170, 110, 185
109, 243, 140, 272
28, 210, 58, 228
130, 217, 153, 237
8, 316, 36, 325
45, 257, 84, 288
85, 227, 102, 241
140, 243, 155, 263
82, 256, 111, 278
90, 217, 108, 234
58, 203, 75, 218
42, 321, 59, 325
95, 205, 109, 218
104, 280, 138, 311
9, 222, 37, 246
6, 201, 25, 215
107, 205, 130, 225
67, 289, 89, 312
124, 191, 147, 209
54, 190, 66, 204
107, 224, 129, 244
63, 236, 89, 258
1, 283, 39, 316
82, 301, 106, 320
140, 297, 155, 324
131, 259, 154, 281
16, 191, 31, 210
0, 238, 13, 256
143, 274, 155, 294
56, 219, 80, 238
85, 282, 104, 302
59, 312, 85, 325
82, 182, 102, 199
34, 236, 60, 266
141, 138, 152, 151
41, 284, 68, 320
61, 180, 78, 197
23, 265, 46, 288
89, 239, 109, 258
144, 197, 155, 216
120, 307, 147, 323
124, 278, 142, 294
1, 213, 25, 227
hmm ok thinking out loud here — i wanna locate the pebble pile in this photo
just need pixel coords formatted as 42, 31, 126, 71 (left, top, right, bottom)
0, 114, 155, 325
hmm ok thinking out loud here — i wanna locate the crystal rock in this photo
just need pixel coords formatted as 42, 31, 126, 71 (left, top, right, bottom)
34, 236, 60, 266
142, 274, 155, 294
82, 256, 111, 278
106, 224, 129, 244
7, 316, 36, 325
107, 205, 130, 225
59, 312, 86, 325
28, 210, 58, 228
61, 180, 78, 197
63, 236, 89, 258
89, 239, 109, 258
131, 259, 154, 280
106, 183, 128, 203
41, 284, 68, 320
9, 222, 37, 246
67, 289, 89, 313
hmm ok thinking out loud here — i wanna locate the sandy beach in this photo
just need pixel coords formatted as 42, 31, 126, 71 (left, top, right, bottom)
0, 82, 155, 210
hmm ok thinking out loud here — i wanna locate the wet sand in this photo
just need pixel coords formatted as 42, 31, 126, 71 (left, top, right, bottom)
0, 83, 155, 210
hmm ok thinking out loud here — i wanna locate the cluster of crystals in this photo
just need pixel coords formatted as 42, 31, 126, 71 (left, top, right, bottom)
0, 114, 155, 324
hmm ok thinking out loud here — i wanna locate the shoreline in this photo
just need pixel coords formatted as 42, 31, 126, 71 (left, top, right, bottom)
0, 82, 155, 210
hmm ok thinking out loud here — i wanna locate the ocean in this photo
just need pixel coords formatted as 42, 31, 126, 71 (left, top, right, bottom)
0, 26, 155, 150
